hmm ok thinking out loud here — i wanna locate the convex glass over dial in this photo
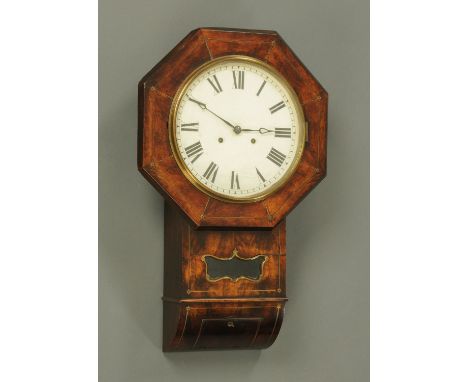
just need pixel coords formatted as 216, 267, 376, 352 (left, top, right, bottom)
169, 55, 305, 202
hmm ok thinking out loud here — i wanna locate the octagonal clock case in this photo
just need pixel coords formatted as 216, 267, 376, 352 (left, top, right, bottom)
138, 27, 327, 352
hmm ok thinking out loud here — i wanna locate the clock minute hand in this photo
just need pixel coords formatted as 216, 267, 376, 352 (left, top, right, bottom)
187, 97, 208, 110
188, 97, 238, 132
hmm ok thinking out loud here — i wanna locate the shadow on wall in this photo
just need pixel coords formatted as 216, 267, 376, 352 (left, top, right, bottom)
100, 88, 165, 349
101, 0, 295, 370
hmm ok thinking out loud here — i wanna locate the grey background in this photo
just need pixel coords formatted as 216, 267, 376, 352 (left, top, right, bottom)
99, 0, 369, 381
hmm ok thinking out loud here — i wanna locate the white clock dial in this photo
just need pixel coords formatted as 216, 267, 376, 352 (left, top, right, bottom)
170, 56, 305, 201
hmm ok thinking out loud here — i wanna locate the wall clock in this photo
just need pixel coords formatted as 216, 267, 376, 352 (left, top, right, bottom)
138, 27, 327, 351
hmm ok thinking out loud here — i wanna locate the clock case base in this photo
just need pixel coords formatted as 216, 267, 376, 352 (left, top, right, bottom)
163, 202, 287, 352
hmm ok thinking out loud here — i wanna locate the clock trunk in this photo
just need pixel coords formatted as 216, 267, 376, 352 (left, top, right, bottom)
162, 202, 286, 351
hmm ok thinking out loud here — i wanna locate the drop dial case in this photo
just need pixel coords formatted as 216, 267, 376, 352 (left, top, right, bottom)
138, 28, 327, 351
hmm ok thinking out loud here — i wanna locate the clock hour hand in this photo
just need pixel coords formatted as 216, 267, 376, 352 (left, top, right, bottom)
188, 97, 240, 133
240, 128, 274, 134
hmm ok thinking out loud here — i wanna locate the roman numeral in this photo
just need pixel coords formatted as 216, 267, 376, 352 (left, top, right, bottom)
274, 128, 291, 138
269, 101, 286, 114
184, 141, 203, 163
232, 70, 245, 89
181, 122, 199, 132
203, 162, 219, 182
256, 80, 266, 96
256, 168, 266, 183
230, 171, 240, 189
207, 74, 222, 93
266, 147, 286, 167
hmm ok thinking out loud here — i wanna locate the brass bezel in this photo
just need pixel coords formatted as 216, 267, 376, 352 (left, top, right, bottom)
168, 55, 306, 203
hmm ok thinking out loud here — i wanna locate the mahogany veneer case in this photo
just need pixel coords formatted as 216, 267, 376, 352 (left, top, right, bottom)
138, 27, 327, 351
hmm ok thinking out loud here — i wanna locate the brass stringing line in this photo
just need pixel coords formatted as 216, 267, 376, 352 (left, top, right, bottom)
261, 201, 272, 220
202, 216, 263, 219
188, 305, 277, 310
188, 225, 192, 292
250, 318, 263, 346
200, 198, 211, 220
263, 202, 273, 221
193, 318, 206, 348
188, 224, 209, 294
302, 94, 324, 105
270, 173, 320, 218
173, 298, 287, 303
176, 307, 190, 347
264, 40, 277, 62
149, 155, 174, 165
208, 38, 275, 44
317, 102, 323, 159
187, 225, 191, 289
188, 289, 277, 293
267, 305, 282, 344
149, 86, 173, 100
202, 36, 213, 60
278, 228, 281, 290
193, 317, 263, 348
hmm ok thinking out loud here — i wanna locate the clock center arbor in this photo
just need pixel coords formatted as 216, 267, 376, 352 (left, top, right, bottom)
138, 28, 327, 352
